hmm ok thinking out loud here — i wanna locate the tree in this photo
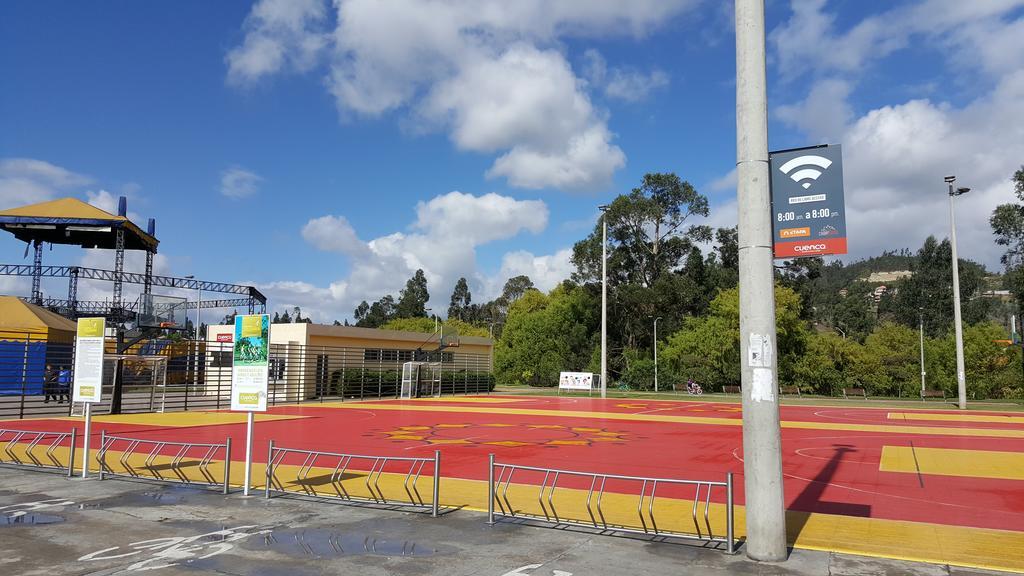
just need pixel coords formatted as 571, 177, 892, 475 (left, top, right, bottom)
990, 165, 1024, 377
397, 269, 430, 318
660, 285, 806, 391
356, 295, 396, 328
790, 332, 865, 396
279, 310, 292, 324
448, 277, 472, 320
272, 312, 281, 323
381, 317, 489, 338
494, 283, 598, 387
572, 172, 711, 288
501, 275, 535, 303
888, 236, 989, 337
353, 301, 370, 323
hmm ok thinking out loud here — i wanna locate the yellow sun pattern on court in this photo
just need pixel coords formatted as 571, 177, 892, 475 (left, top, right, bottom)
373, 422, 633, 447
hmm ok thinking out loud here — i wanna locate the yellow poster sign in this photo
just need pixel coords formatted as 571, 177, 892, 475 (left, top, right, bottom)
77, 317, 105, 338
240, 315, 262, 338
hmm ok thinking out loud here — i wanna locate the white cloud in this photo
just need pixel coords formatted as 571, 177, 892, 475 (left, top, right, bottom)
770, 0, 1024, 82
775, 78, 852, 143
220, 167, 263, 199
769, 1, 1024, 269
413, 191, 547, 242
494, 249, 574, 293
301, 214, 367, 257
778, 71, 1024, 269
85, 189, 146, 224
583, 49, 670, 102
226, 0, 329, 85
0, 158, 91, 206
228, 0, 700, 190
263, 190, 561, 321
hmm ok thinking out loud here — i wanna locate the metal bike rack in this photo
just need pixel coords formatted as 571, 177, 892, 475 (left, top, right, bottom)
0, 428, 77, 477
487, 454, 736, 553
96, 430, 231, 494
265, 441, 441, 517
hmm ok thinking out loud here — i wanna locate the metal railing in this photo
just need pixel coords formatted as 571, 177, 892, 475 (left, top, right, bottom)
487, 454, 735, 553
0, 428, 77, 477
265, 441, 441, 517
96, 431, 231, 493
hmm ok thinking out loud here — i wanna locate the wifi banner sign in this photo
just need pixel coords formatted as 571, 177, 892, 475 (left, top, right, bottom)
769, 144, 847, 258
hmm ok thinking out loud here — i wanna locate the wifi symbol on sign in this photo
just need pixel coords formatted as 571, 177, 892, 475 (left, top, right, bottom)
778, 155, 833, 189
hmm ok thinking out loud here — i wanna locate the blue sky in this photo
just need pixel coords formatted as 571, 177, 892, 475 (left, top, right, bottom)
2, 1, 1022, 322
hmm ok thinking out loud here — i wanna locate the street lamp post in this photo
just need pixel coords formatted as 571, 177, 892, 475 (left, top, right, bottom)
946, 176, 970, 410
185, 275, 200, 339
425, 308, 437, 332
919, 308, 926, 394
599, 204, 610, 399
653, 316, 662, 392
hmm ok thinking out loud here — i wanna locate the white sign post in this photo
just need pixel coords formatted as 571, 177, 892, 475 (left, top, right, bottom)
72, 317, 105, 478
558, 372, 594, 396
230, 314, 270, 496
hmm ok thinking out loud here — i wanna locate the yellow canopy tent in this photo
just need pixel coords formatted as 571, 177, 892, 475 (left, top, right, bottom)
0, 295, 77, 343
0, 296, 77, 395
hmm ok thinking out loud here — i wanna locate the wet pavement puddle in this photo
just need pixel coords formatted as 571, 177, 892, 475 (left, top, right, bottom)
1, 512, 65, 525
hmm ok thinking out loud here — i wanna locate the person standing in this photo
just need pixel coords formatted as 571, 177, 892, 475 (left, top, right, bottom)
57, 366, 71, 404
43, 364, 57, 403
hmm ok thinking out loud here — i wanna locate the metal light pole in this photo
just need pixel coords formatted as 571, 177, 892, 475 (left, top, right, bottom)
197, 287, 202, 339
426, 308, 437, 332
185, 275, 201, 339
653, 316, 662, 392
599, 204, 610, 399
919, 308, 926, 394
735, 0, 787, 561
946, 176, 970, 410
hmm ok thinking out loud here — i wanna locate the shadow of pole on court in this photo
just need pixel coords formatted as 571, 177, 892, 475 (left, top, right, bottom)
786, 444, 872, 549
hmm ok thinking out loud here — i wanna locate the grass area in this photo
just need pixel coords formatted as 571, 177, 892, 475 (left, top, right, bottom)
492, 385, 1024, 411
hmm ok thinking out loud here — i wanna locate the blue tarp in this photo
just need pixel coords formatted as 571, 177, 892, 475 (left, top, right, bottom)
0, 340, 46, 395
0, 340, 73, 396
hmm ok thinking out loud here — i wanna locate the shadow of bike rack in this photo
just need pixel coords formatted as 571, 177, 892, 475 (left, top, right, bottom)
0, 428, 77, 477
487, 454, 736, 554
265, 440, 441, 517
97, 430, 231, 494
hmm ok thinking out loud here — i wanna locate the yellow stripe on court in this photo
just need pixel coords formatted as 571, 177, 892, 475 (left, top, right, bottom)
888, 412, 1024, 424
880, 446, 1024, 481
58, 411, 307, 427
323, 402, 1024, 439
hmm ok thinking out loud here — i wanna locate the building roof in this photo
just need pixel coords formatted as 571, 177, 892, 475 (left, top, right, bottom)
0, 296, 77, 334
0, 197, 158, 251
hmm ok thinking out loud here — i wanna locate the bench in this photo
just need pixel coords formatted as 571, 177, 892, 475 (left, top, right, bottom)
780, 385, 801, 397
920, 389, 945, 401
722, 385, 741, 395
842, 387, 867, 399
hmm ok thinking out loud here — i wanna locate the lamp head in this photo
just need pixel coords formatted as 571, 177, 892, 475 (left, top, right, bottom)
598, 204, 610, 211
955, 186, 970, 196
944, 175, 956, 184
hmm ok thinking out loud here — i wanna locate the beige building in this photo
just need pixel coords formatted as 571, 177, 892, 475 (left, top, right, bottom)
203, 323, 493, 400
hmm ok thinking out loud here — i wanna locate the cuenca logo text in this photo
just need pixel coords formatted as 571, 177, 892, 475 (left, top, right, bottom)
794, 244, 826, 252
